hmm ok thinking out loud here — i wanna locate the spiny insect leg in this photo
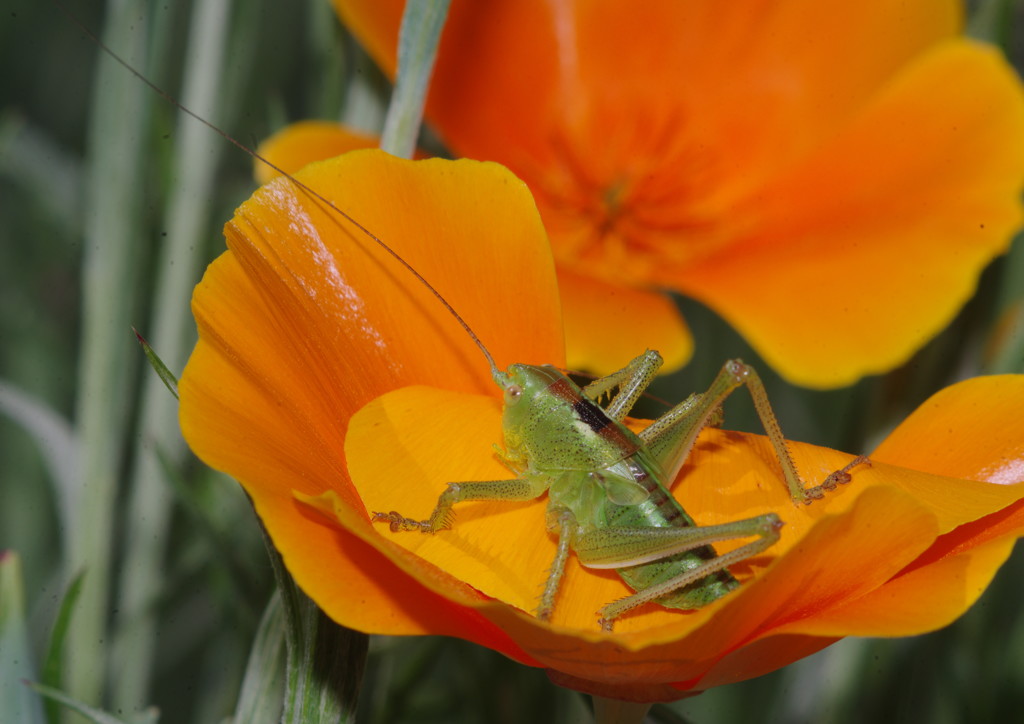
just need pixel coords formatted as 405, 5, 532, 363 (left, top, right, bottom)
537, 508, 577, 622
643, 359, 869, 504
372, 476, 549, 533
638, 391, 712, 483
592, 514, 784, 631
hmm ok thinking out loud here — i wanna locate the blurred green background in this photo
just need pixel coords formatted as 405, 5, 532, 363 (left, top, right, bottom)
2, 0, 1024, 722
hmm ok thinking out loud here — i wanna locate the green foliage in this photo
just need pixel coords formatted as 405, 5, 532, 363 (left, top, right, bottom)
0, 553, 46, 724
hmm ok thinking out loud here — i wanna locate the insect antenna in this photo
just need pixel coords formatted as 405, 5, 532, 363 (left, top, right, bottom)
57, 0, 503, 380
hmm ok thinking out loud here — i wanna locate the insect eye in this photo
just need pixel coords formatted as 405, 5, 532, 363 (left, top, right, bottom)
504, 384, 523, 404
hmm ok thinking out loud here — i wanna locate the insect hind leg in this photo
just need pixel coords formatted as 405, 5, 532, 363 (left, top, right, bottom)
642, 359, 870, 504
586, 513, 784, 631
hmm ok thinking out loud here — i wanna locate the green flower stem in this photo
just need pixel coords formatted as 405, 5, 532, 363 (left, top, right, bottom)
110, 0, 233, 713
69, 0, 154, 710
379, 0, 450, 159
263, 525, 367, 724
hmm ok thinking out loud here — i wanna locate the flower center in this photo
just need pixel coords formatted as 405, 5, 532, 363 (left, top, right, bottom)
523, 103, 741, 288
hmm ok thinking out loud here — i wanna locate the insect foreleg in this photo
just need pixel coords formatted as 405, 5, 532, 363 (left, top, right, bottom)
581, 350, 662, 421
580, 513, 784, 631
372, 476, 549, 533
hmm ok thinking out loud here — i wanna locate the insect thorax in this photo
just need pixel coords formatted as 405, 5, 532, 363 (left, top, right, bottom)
500, 364, 641, 472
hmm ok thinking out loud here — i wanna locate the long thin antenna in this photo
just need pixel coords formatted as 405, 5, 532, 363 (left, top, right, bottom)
57, 0, 501, 378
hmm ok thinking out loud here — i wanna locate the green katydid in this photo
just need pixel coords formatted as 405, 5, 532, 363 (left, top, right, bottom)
374, 346, 868, 630
70, 6, 869, 631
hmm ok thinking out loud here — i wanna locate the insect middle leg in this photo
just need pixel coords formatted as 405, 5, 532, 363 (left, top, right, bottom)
372, 476, 549, 533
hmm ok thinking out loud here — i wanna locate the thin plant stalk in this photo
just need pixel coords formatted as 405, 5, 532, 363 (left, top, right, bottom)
68, 0, 153, 711
110, 0, 233, 713
379, 0, 450, 158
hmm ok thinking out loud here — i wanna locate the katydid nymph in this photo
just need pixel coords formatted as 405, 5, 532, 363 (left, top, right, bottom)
374, 349, 868, 630
71, 6, 868, 632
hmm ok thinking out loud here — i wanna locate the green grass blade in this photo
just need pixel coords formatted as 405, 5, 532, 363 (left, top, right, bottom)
132, 329, 178, 400
28, 684, 158, 724
69, 0, 156, 707
261, 525, 367, 724
0, 552, 46, 724
41, 572, 86, 724
379, 0, 450, 158
112, 0, 234, 711
231, 593, 286, 724
0, 381, 78, 534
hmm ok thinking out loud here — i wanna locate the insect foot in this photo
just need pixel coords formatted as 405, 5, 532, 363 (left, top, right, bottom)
798, 456, 873, 506
371, 511, 434, 533
372, 483, 463, 532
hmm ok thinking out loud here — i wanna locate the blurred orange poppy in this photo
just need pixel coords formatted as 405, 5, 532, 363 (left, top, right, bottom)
180, 150, 1024, 702
261, 0, 1024, 387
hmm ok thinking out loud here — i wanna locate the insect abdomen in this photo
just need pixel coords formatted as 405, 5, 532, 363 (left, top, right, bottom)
608, 450, 739, 609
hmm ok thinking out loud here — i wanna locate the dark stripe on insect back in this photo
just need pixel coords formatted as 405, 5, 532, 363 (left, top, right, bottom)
546, 377, 582, 406
546, 378, 639, 454
629, 460, 683, 524
572, 397, 612, 433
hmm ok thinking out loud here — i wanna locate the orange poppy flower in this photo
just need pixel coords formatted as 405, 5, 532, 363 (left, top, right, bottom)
180, 150, 1024, 702
256, 0, 1024, 387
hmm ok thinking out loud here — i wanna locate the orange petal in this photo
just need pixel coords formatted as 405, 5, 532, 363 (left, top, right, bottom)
254, 121, 380, 185
331, 0, 404, 77
333, 370, 1024, 691
336, 1, 960, 176
335, 2, 1024, 388
179, 150, 562, 637
292, 487, 544, 664
345, 387, 549, 613
715, 374, 1024, 640
872, 374, 1024, 484
336, 0, 560, 163
788, 520, 1019, 638
339, 384, 1008, 662
677, 41, 1024, 388
557, 268, 691, 376
566, 1, 960, 187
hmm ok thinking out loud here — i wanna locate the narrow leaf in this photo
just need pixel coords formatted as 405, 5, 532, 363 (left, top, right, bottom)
231, 592, 286, 724
41, 572, 86, 724
0, 552, 46, 724
133, 327, 179, 399
379, 0, 450, 158
261, 525, 367, 724
0, 381, 79, 533
28, 683, 158, 724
